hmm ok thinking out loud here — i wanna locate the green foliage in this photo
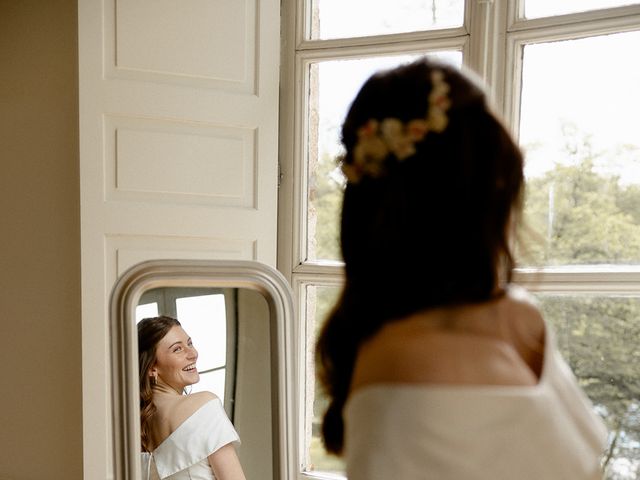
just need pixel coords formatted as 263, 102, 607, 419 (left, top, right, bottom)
309, 285, 344, 473
522, 128, 640, 477
308, 153, 345, 261
540, 295, 640, 478
522, 157, 640, 266
616, 184, 640, 225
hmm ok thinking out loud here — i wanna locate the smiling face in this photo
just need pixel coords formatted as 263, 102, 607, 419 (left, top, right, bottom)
151, 325, 199, 392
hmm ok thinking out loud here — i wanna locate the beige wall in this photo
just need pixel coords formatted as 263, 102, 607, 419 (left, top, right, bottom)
0, 0, 83, 478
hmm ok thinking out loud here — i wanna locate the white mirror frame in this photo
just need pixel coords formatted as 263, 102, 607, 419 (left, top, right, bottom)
109, 259, 299, 480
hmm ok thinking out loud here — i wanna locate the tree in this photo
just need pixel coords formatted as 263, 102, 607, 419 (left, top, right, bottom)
522, 128, 640, 478
521, 133, 640, 265
308, 152, 345, 261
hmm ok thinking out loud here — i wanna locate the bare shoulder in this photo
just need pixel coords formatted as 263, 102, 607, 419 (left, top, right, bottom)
504, 284, 541, 313
168, 391, 219, 429
351, 293, 546, 391
503, 286, 546, 346
180, 390, 219, 412
353, 328, 537, 390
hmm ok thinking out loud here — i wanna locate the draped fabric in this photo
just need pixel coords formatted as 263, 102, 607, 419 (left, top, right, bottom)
344, 322, 608, 480
141, 398, 240, 480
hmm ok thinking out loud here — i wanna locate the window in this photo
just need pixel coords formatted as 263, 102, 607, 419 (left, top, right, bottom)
279, 1, 640, 478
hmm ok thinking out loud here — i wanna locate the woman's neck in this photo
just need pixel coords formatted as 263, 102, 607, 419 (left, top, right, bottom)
152, 381, 183, 397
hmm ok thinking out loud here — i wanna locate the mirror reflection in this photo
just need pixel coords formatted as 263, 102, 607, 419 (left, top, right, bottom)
135, 286, 272, 480
110, 260, 296, 480
137, 287, 238, 414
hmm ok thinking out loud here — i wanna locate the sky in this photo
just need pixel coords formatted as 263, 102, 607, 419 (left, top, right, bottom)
313, 0, 463, 40
519, 31, 640, 183
313, 0, 637, 39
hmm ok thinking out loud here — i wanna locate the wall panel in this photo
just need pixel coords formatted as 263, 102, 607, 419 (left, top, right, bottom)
107, 0, 257, 92
105, 116, 257, 207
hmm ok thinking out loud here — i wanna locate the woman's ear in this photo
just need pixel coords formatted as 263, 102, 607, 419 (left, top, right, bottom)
149, 368, 158, 385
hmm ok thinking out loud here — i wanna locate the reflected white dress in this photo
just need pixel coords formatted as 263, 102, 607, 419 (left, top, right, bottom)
141, 398, 240, 480
344, 322, 608, 480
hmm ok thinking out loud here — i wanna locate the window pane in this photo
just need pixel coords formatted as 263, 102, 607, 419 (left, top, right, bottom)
524, 0, 639, 19
192, 369, 226, 399
310, 0, 464, 40
518, 32, 640, 267
535, 294, 640, 479
136, 302, 159, 322
176, 294, 227, 370
304, 284, 343, 474
307, 51, 462, 263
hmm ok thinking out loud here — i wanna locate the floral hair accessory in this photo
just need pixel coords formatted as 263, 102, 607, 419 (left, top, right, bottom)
341, 69, 451, 184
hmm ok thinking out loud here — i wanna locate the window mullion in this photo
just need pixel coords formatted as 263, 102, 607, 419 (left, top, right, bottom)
278, 0, 300, 285
465, 0, 510, 114
510, 4, 640, 33
514, 269, 640, 294
297, 26, 469, 51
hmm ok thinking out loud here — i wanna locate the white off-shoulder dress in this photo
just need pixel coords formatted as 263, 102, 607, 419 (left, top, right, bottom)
141, 398, 240, 480
344, 322, 609, 480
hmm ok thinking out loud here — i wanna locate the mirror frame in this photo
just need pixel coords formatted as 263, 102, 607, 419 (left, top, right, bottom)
109, 259, 298, 480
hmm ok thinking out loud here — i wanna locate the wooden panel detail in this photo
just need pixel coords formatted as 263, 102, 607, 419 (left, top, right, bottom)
106, 0, 257, 92
107, 235, 257, 281
105, 116, 257, 208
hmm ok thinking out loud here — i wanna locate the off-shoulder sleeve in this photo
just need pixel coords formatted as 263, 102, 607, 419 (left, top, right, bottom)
153, 398, 240, 479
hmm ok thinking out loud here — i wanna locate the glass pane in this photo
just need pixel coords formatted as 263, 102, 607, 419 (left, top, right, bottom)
524, 0, 639, 19
535, 294, 640, 479
192, 369, 226, 399
176, 294, 227, 370
307, 51, 462, 263
310, 0, 464, 40
518, 32, 640, 267
304, 284, 343, 474
136, 302, 159, 321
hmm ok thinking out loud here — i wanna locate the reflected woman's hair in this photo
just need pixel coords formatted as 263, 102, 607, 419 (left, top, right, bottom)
137, 315, 181, 452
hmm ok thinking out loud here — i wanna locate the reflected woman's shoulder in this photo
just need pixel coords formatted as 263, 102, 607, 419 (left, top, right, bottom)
184, 391, 219, 409
190, 390, 219, 402
170, 391, 219, 427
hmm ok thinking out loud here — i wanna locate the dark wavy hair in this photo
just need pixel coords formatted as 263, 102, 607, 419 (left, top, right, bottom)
137, 315, 181, 452
315, 58, 525, 454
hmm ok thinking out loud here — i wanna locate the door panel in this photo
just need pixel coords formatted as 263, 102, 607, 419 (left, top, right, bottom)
78, 0, 280, 477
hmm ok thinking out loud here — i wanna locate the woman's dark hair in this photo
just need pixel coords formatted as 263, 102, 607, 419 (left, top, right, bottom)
138, 315, 181, 452
315, 58, 525, 454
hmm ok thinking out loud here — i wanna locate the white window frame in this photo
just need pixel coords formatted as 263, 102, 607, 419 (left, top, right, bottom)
278, 1, 640, 478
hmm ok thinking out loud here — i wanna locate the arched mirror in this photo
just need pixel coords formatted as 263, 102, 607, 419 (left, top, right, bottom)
109, 260, 298, 480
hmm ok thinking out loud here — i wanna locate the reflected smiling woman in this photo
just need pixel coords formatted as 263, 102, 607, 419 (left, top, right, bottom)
138, 316, 246, 480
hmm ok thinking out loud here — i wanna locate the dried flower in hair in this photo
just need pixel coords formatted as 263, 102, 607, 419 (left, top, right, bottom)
427, 70, 451, 132
352, 119, 389, 179
381, 118, 417, 160
407, 119, 430, 141
342, 69, 452, 184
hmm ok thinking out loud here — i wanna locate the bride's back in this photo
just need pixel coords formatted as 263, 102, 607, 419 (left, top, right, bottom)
350, 287, 546, 392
